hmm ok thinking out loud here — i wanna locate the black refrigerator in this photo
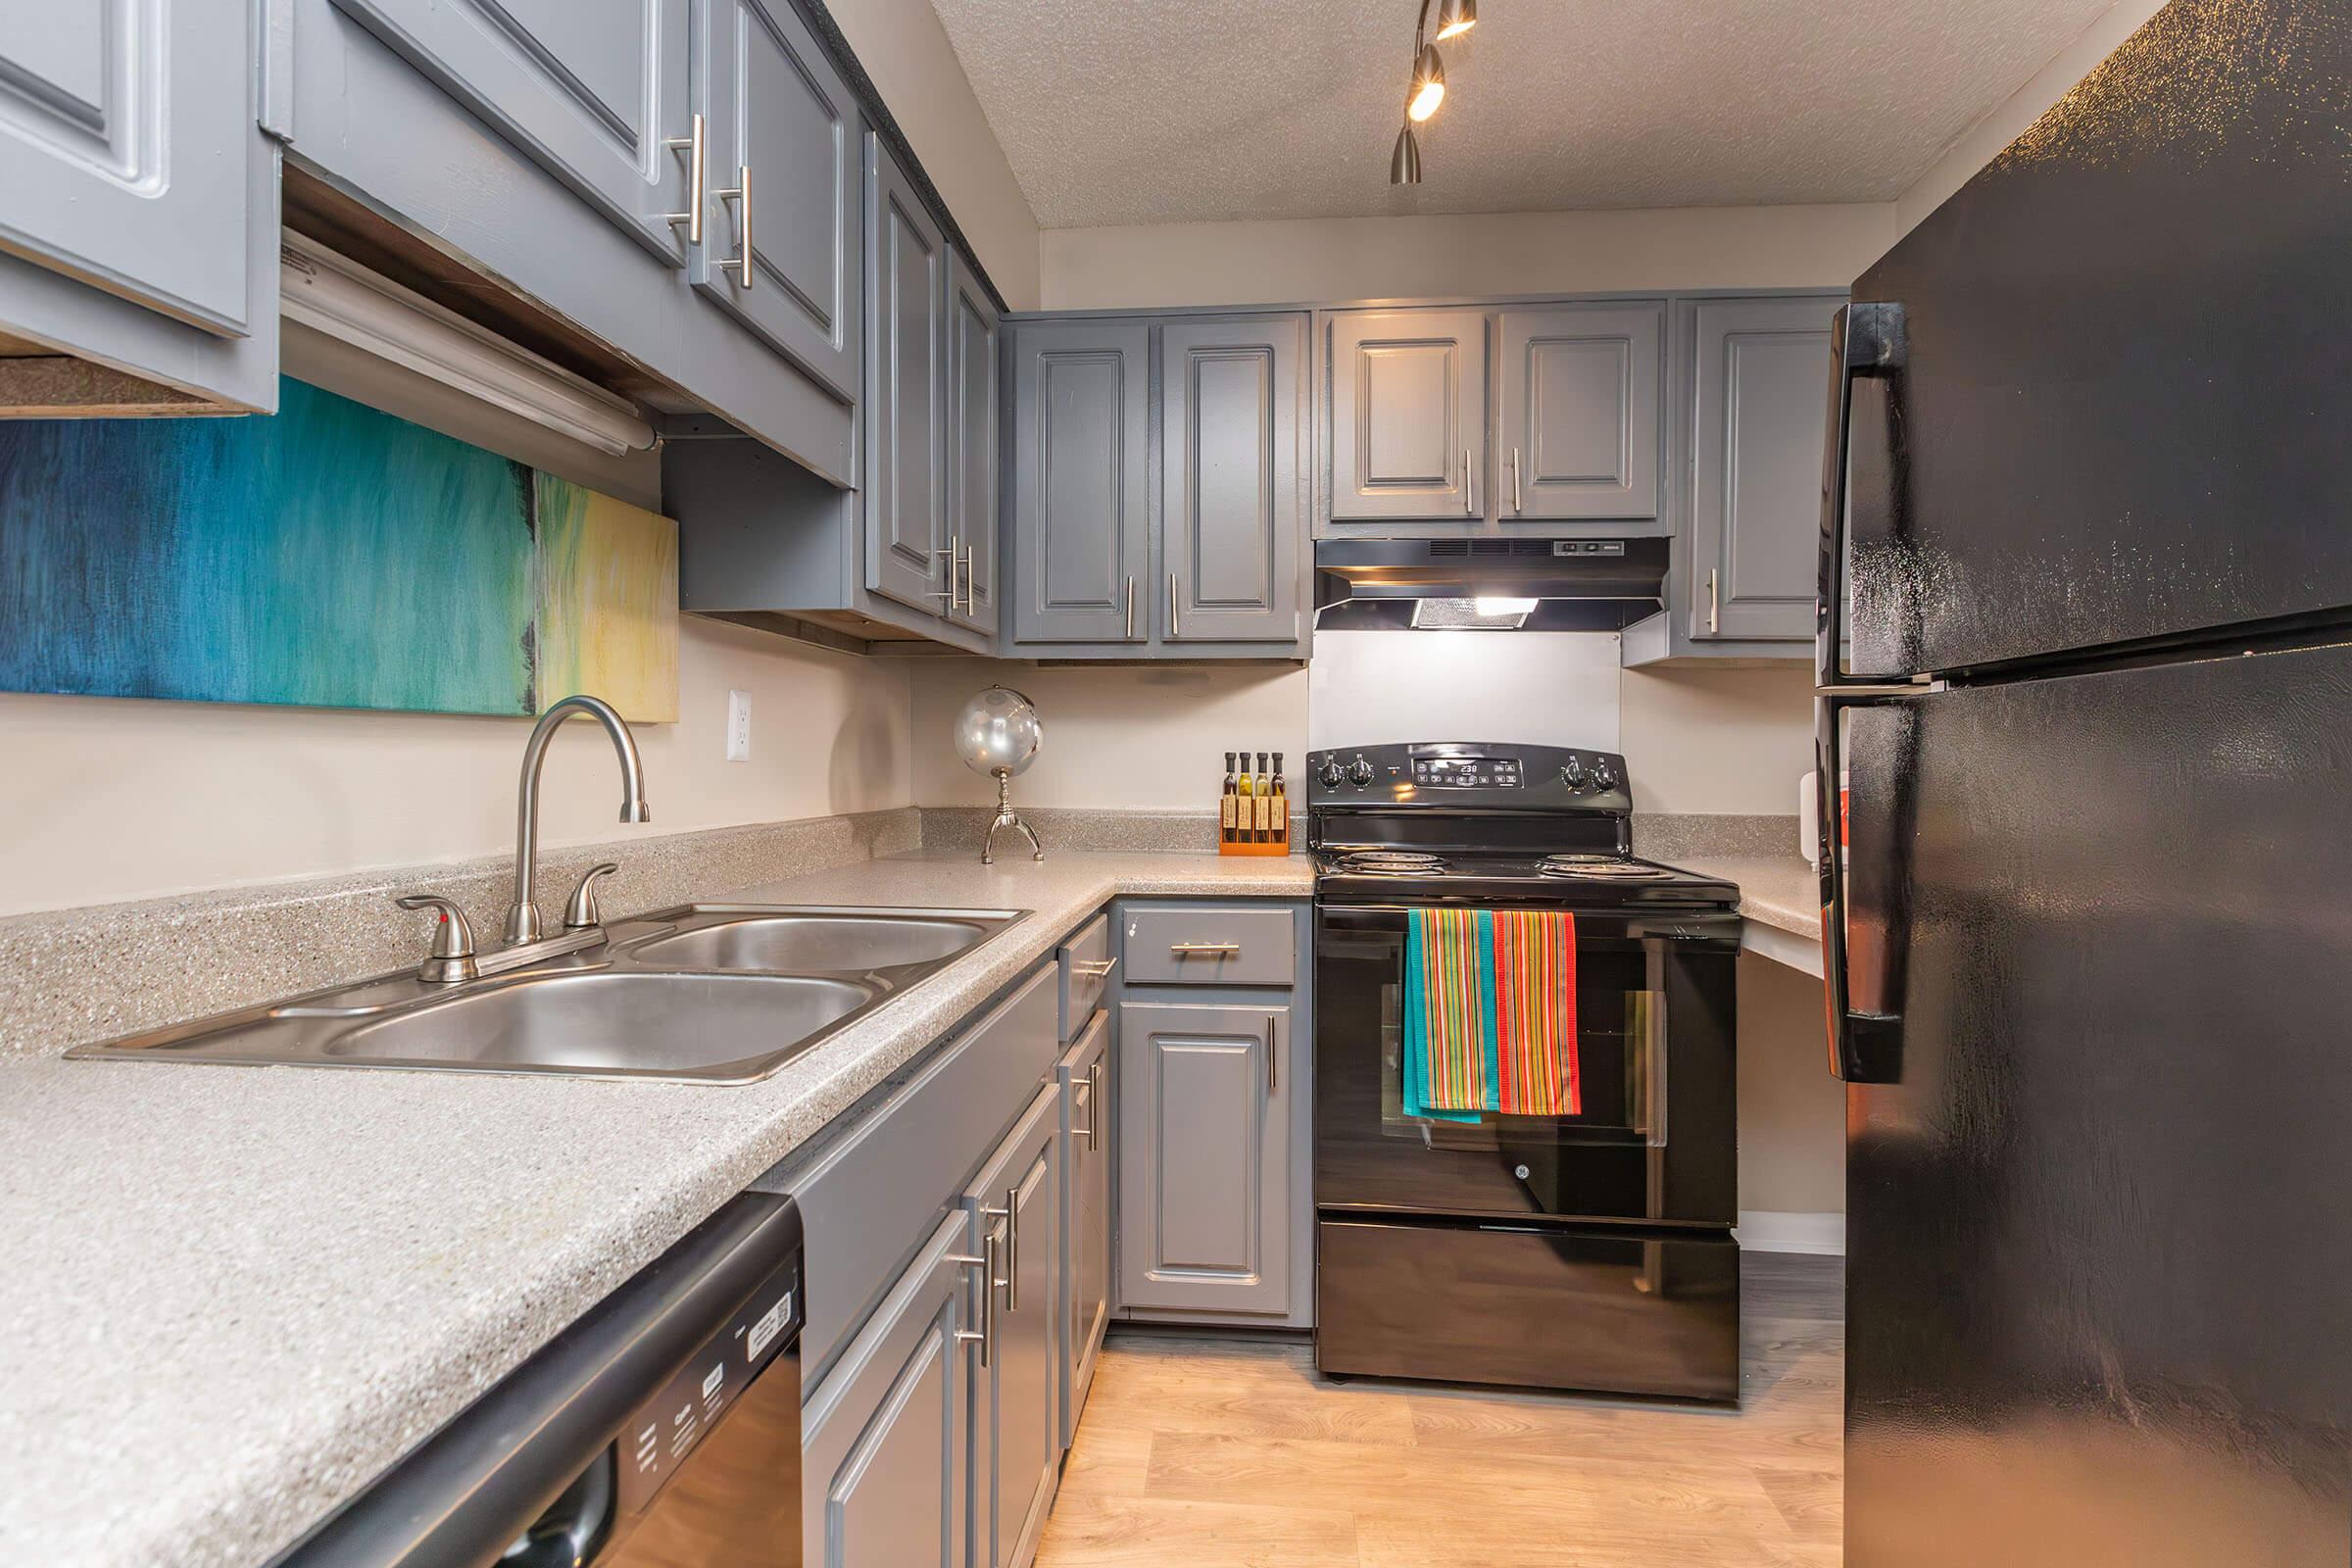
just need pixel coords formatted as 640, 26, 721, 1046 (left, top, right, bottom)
1817, 3, 2352, 1564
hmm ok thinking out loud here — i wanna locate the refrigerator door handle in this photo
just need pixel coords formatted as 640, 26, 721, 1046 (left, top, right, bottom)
1817, 301, 1907, 693
1817, 688, 1913, 1084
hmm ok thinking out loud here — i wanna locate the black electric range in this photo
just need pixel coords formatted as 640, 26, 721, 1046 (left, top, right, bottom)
1304, 741, 1743, 1403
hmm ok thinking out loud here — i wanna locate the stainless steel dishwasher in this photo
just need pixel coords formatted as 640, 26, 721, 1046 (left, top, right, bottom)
272, 1194, 804, 1567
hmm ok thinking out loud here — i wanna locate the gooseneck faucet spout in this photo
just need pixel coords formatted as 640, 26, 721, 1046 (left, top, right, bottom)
505, 695, 651, 946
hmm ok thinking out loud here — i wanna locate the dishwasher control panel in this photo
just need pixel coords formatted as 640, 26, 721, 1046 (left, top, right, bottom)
616, 1257, 803, 1513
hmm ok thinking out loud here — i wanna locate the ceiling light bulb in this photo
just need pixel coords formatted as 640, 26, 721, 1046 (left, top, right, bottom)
1408, 45, 1446, 122
1390, 123, 1423, 185
1434, 0, 1477, 40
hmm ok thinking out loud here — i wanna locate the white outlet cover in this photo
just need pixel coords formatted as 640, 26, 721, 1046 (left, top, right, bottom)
726, 689, 752, 761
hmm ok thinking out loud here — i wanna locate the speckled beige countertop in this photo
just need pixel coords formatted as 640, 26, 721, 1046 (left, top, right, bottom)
0, 851, 1309, 1568
1673, 855, 1822, 941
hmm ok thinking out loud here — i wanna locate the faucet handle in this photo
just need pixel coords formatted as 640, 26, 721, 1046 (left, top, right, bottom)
395, 895, 479, 984
563, 862, 620, 932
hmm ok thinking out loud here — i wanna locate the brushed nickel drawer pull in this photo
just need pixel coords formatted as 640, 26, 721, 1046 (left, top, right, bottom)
1169, 942, 1241, 956
1267, 1012, 1280, 1093
1072, 956, 1118, 979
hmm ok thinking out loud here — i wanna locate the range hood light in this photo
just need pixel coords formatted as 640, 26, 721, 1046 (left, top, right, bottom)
1474, 596, 1539, 618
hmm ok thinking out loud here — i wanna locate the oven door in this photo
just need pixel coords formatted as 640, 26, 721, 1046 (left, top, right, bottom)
1313, 902, 1738, 1227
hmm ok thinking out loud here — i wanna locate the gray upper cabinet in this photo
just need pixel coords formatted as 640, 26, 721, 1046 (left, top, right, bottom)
1118, 1000, 1293, 1317
695, 0, 860, 399
964, 1085, 1062, 1568
1161, 317, 1306, 645
946, 252, 1002, 636
328, 0, 694, 266
0, 0, 276, 410
1327, 309, 1487, 521
1686, 294, 1841, 642
1495, 302, 1664, 523
800, 1210, 973, 1568
1007, 318, 1152, 645
864, 136, 949, 615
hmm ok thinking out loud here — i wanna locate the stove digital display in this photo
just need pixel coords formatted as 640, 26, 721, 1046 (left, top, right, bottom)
1412, 756, 1523, 788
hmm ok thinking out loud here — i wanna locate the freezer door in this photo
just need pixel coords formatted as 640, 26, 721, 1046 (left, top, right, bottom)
1840, 643, 2352, 1566
1836, 1, 2352, 678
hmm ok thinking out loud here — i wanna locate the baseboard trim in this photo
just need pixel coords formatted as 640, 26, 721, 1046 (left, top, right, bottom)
1738, 1210, 1846, 1256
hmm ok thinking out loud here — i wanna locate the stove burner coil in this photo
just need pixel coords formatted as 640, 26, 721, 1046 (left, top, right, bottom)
1536, 854, 1670, 882
1336, 851, 1447, 875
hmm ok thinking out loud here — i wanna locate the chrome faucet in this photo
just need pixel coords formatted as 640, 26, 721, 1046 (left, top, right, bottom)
505, 695, 650, 946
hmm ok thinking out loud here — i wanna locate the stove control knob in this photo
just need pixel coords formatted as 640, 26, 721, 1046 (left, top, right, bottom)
1590, 760, 1619, 794
1558, 759, 1588, 791
1347, 755, 1375, 788
1317, 759, 1344, 789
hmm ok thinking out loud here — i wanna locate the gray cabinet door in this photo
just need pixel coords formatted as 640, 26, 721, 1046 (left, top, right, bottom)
1057, 1013, 1111, 1448
1686, 295, 1842, 641
1327, 309, 1487, 521
801, 1210, 973, 1568
863, 136, 949, 615
329, 0, 694, 265
1495, 302, 1664, 521
1161, 317, 1306, 645
696, 0, 860, 400
1118, 1001, 1292, 1316
946, 251, 1001, 638
1007, 318, 1152, 645
963, 1085, 1062, 1568
0, 0, 255, 337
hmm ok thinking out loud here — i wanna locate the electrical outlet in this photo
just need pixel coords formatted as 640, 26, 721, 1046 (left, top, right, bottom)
725, 689, 752, 761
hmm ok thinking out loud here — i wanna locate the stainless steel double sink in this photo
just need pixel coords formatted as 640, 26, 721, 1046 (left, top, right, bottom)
68, 905, 1029, 1085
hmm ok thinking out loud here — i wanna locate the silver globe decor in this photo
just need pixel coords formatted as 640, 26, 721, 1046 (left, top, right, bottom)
953, 686, 1045, 864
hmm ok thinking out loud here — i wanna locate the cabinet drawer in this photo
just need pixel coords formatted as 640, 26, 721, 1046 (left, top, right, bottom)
1121, 903, 1296, 987
782, 961, 1058, 1379
1057, 913, 1114, 1039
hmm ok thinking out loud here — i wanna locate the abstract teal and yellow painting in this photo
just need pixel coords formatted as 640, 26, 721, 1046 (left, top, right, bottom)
0, 378, 677, 719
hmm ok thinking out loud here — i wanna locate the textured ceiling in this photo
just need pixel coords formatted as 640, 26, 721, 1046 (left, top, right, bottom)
927, 0, 2119, 227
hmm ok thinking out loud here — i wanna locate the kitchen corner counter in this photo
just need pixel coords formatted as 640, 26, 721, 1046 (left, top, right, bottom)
0, 851, 1308, 1568
1670, 855, 1824, 975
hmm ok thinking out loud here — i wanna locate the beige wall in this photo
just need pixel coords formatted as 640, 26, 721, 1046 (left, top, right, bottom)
1738, 950, 1847, 1218
1892, 0, 2170, 234
1619, 664, 1816, 817
1040, 203, 1898, 311
828, 0, 1042, 310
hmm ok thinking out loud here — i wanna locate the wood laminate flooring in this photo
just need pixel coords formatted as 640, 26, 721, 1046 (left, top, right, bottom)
1037, 1252, 1842, 1567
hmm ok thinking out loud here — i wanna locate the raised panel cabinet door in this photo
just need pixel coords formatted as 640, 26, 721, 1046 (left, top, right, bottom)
696, 0, 860, 398
1057, 1013, 1112, 1447
1118, 1001, 1292, 1316
946, 251, 1001, 637
0, 0, 253, 336
1328, 309, 1487, 521
800, 1211, 973, 1568
963, 1086, 1063, 1568
1161, 316, 1306, 644
863, 137, 949, 615
1496, 302, 1665, 520
1687, 294, 1844, 641
1007, 318, 1151, 644
329, 0, 694, 264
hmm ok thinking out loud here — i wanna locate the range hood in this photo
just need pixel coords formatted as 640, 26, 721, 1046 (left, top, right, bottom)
1313, 537, 1668, 631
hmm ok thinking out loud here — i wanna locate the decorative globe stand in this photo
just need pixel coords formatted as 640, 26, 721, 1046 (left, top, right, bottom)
982, 766, 1044, 865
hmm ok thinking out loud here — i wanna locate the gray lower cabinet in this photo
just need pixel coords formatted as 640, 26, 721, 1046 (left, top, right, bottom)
0, 0, 277, 410
1057, 1013, 1112, 1447
1006, 318, 1152, 646
864, 135, 950, 616
1160, 317, 1307, 645
800, 1210, 974, 1568
1117, 1001, 1293, 1317
963, 1084, 1063, 1568
327, 0, 695, 266
1326, 308, 1488, 521
696, 0, 862, 400
1495, 302, 1665, 524
947, 252, 1003, 636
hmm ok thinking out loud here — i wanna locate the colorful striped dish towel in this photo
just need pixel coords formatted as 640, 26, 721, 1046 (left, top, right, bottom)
1403, 908, 1495, 1121
1403, 908, 1581, 1120
1494, 910, 1581, 1116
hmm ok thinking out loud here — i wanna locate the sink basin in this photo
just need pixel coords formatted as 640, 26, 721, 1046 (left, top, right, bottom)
623, 912, 989, 973
327, 971, 875, 1079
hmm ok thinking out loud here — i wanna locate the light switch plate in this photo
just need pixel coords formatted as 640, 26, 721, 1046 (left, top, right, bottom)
726, 689, 752, 761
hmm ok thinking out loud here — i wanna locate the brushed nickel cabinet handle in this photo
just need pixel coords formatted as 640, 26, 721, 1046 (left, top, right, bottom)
951, 1231, 998, 1365
1002, 1185, 1020, 1311
1169, 942, 1241, 956
1073, 956, 1118, 979
1167, 571, 1180, 639
1464, 446, 1476, 514
957, 541, 975, 615
1708, 567, 1720, 633
1267, 1013, 1280, 1093
930, 541, 957, 602
662, 113, 706, 246
1124, 575, 1137, 639
1512, 446, 1523, 514
1088, 1060, 1104, 1152
713, 165, 753, 288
